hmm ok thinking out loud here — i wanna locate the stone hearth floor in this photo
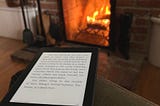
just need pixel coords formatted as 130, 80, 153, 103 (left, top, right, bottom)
97, 50, 145, 90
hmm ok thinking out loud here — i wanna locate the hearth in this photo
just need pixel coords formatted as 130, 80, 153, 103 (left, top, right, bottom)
58, 0, 116, 49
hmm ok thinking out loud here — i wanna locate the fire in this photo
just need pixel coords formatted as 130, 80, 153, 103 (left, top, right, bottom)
87, 5, 111, 25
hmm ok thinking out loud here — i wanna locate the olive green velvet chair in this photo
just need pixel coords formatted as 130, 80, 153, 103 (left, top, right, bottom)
94, 79, 158, 106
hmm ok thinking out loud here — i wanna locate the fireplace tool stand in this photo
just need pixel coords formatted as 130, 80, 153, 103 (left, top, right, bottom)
11, 0, 50, 62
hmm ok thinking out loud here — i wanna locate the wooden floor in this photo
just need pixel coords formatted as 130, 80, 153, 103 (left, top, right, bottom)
134, 62, 160, 105
0, 37, 27, 101
0, 37, 160, 105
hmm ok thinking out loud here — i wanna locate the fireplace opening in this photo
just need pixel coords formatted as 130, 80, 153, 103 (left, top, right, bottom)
59, 0, 116, 48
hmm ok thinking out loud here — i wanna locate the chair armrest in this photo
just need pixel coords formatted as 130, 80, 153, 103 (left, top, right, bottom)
94, 79, 158, 106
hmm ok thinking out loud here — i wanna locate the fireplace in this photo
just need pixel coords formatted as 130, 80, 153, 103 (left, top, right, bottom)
58, 0, 116, 48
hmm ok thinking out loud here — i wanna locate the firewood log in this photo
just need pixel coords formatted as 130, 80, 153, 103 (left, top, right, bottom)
96, 14, 110, 20
36, 13, 56, 45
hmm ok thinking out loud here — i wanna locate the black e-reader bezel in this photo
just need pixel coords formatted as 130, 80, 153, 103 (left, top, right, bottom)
1, 47, 98, 106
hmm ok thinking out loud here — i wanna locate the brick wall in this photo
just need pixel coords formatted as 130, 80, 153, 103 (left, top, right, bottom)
39, 0, 160, 55
116, 0, 160, 55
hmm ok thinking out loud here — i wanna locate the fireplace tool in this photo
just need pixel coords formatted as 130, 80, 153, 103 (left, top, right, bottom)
20, 0, 34, 45
33, 0, 46, 47
18, 0, 47, 53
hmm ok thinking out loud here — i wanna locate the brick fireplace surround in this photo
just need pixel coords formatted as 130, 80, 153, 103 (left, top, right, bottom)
41, 0, 160, 56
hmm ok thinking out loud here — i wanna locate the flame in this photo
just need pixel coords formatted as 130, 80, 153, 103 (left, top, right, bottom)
106, 7, 111, 15
87, 10, 99, 23
87, 5, 111, 25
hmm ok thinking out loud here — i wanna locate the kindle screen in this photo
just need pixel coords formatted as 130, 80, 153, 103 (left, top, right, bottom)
10, 52, 92, 106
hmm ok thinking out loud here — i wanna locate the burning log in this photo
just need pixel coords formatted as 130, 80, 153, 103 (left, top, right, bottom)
87, 23, 107, 30
96, 14, 110, 20
78, 26, 109, 40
